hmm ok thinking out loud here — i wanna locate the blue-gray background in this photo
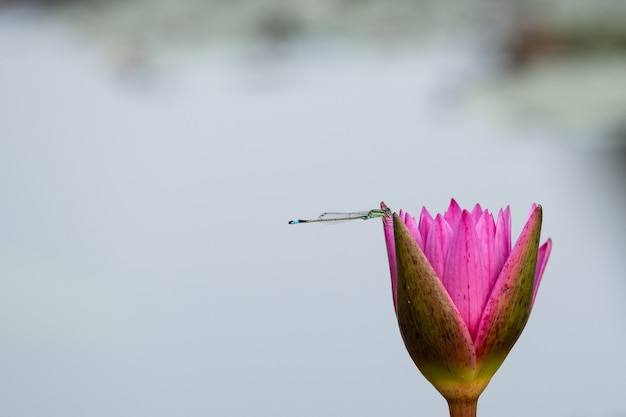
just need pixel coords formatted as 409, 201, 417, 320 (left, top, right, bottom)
1, 3, 625, 416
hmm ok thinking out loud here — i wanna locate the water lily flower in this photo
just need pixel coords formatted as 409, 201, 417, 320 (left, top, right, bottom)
381, 200, 551, 417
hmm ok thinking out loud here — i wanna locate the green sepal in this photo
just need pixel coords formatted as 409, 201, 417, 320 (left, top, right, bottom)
474, 205, 543, 379
393, 214, 480, 391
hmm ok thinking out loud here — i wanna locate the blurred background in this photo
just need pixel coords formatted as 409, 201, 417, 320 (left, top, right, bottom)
1, 1, 625, 416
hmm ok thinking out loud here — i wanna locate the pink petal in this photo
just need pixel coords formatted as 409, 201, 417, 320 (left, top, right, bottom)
418, 206, 434, 248
404, 211, 422, 249
382, 203, 398, 310
443, 210, 488, 339
494, 207, 511, 278
470, 204, 484, 222
444, 199, 462, 228
475, 210, 497, 291
424, 214, 454, 280
532, 238, 552, 306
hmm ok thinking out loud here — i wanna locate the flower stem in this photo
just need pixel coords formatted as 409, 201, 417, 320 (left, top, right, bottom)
447, 399, 477, 417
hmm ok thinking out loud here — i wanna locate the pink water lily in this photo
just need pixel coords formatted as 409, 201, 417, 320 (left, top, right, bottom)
381, 200, 551, 416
